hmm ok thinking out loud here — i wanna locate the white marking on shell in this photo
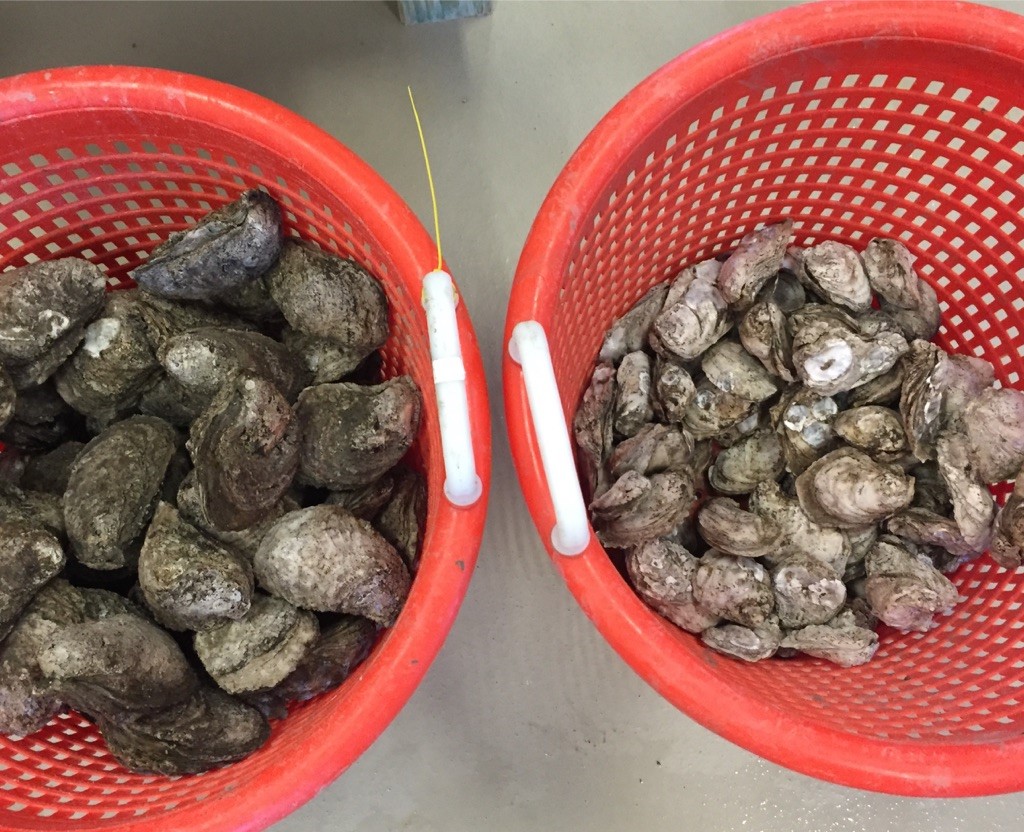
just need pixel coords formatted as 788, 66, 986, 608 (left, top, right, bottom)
82, 317, 121, 358
803, 341, 854, 385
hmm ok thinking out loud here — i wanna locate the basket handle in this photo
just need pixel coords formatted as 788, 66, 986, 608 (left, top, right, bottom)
422, 270, 483, 507
508, 321, 590, 556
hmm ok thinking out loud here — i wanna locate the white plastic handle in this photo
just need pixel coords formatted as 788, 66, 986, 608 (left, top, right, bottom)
508, 321, 590, 556
422, 270, 483, 507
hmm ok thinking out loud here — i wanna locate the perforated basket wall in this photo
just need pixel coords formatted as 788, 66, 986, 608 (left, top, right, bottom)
0, 67, 490, 831
505, 0, 1024, 796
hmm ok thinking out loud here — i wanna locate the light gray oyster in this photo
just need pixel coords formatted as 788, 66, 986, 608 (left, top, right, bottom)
21, 441, 84, 495
833, 406, 909, 463
295, 377, 421, 491
652, 358, 696, 424
708, 428, 784, 495
188, 372, 300, 531
64, 415, 177, 569
608, 423, 694, 480
990, 476, 1024, 569
692, 550, 774, 628
650, 262, 732, 362
0, 481, 65, 538
255, 505, 411, 627
771, 386, 839, 475
574, 362, 616, 496
0, 257, 107, 386
780, 623, 879, 667
160, 327, 311, 407
790, 304, 908, 396
132, 189, 282, 301
138, 503, 254, 632
771, 554, 846, 628
961, 388, 1024, 483
696, 497, 781, 558
682, 379, 757, 441
862, 238, 941, 341
701, 339, 781, 402
265, 240, 388, 363
599, 284, 668, 365
738, 300, 796, 382
715, 408, 766, 449
373, 468, 426, 573
899, 340, 947, 461
614, 351, 654, 437
935, 431, 996, 552
865, 536, 958, 632
795, 241, 872, 312
54, 291, 160, 422
0, 522, 65, 640
847, 363, 905, 409
590, 470, 693, 549
843, 524, 879, 582
625, 539, 719, 634
749, 479, 850, 572
701, 618, 781, 662
887, 507, 980, 563
795, 447, 914, 529
194, 593, 319, 694
716, 219, 794, 309
939, 354, 995, 431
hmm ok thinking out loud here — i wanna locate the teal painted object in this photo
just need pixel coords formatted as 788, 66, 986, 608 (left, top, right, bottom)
397, 0, 494, 24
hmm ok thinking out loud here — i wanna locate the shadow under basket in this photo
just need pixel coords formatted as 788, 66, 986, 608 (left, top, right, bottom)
0, 67, 490, 831
505, 0, 1024, 797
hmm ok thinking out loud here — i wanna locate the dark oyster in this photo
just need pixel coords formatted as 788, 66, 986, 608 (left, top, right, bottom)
0, 381, 80, 452
0, 522, 65, 640
373, 468, 426, 572
282, 327, 365, 385
771, 554, 846, 628
574, 362, 616, 496
590, 470, 693, 549
21, 441, 84, 494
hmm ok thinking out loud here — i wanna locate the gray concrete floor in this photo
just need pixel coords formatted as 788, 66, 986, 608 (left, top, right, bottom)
5, 1, 1024, 829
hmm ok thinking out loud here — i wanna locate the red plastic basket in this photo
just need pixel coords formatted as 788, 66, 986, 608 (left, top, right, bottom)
0, 67, 491, 831
505, 0, 1024, 797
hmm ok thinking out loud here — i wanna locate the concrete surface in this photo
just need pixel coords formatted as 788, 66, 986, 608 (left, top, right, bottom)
4, 1, 1024, 829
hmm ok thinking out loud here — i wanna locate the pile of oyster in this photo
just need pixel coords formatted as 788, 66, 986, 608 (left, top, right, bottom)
0, 191, 424, 773
577, 220, 1024, 667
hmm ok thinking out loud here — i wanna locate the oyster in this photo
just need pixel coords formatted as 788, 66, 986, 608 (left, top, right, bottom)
749, 479, 850, 572
701, 339, 781, 402
780, 623, 879, 667
833, 406, 908, 462
757, 268, 806, 313
254, 505, 411, 627
709, 428, 784, 495
138, 372, 207, 428
887, 507, 979, 561
64, 415, 177, 569
217, 274, 281, 326
21, 441, 84, 495
650, 265, 732, 362
961, 388, 1024, 483
0, 381, 80, 452
909, 461, 951, 515
132, 290, 253, 353
682, 379, 757, 441
373, 468, 426, 572
194, 593, 319, 694
696, 498, 781, 558
864, 537, 958, 632
0, 482, 65, 538
295, 377, 421, 491
188, 372, 300, 531
692, 550, 774, 628
573, 362, 616, 496
795, 447, 914, 529
282, 327, 365, 385
327, 473, 397, 520
701, 618, 781, 662
715, 408, 766, 449
0, 522, 65, 640
935, 431, 996, 551
625, 539, 720, 633
132, 189, 282, 301
138, 503, 254, 632
599, 284, 668, 365
940, 354, 995, 430
590, 470, 693, 548
771, 386, 839, 475
847, 363, 905, 409
614, 351, 654, 438
265, 240, 388, 364
738, 301, 795, 382
608, 423, 694, 479
0, 365, 13, 431
771, 554, 846, 628
843, 524, 879, 582
796, 241, 872, 312
990, 478, 1024, 569
899, 340, 946, 461
652, 359, 696, 424
862, 238, 941, 341
716, 220, 794, 309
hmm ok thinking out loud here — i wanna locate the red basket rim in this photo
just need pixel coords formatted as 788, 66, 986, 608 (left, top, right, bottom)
0, 65, 491, 831
504, 0, 1024, 797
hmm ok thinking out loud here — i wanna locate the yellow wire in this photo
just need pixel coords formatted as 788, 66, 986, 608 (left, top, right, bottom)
408, 86, 443, 272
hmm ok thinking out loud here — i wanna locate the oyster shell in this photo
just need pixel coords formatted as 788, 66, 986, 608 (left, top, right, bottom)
650, 265, 732, 362
796, 241, 872, 312
842, 524, 879, 582
887, 507, 979, 561
990, 477, 1024, 569
780, 623, 879, 667
738, 301, 795, 382
573, 362, 616, 496
281, 327, 365, 385
715, 408, 766, 449
846, 363, 905, 409
795, 447, 914, 529
939, 354, 995, 430
862, 237, 941, 340
608, 423, 694, 479
716, 220, 794, 309
652, 359, 696, 424
757, 269, 806, 313
21, 441, 84, 495
254, 505, 411, 627
899, 340, 947, 461
833, 406, 908, 462
590, 470, 693, 548
0, 381, 80, 452
626, 539, 720, 634
701, 618, 781, 662
137, 373, 207, 428
0, 481, 65, 538
295, 377, 421, 491
749, 479, 850, 572
771, 554, 846, 628
682, 379, 757, 441
64, 415, 177, 569
696, 497, 782, 558
373, 468, 426, 573
327, 474, 396, 520
614, 351, 654, 438
132, 189, 282, 301
0, 522, 65, 640
909, 461, 951, 515
599, 284, 668, 365
132, 290, 253, 353
771, 386, 839, 475
961, 388, 1024, 483
865, 536, 958, 632
935, 431, 995, 552
709, 428, 785, 495
701, 339, 781, 402
692, 550, 775, 628
0, 366, 14, 431
217, 274, 281, 326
